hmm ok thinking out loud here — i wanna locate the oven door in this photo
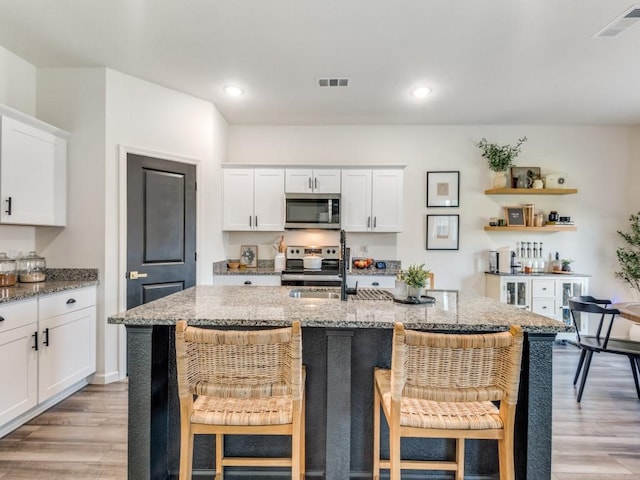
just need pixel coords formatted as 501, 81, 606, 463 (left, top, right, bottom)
285, 194, 340, 230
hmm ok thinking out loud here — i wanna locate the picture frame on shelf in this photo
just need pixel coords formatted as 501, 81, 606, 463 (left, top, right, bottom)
426, 171, 460, 207
504, 207, 526, 226
510, 166, 541, 189
426, 214, 459, 250
240, 245, 258, 268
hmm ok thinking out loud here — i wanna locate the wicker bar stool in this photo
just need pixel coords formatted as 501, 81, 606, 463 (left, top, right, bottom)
373, 323, 524, 480
175, 320, 305, 480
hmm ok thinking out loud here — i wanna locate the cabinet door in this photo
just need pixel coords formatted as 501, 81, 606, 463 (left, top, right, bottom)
341, 169, 372, 232
0, 323, 38, 426
313, 169, 341, 193
559, 279, 586, 327
222, 169, 255, 231
285, 168, 313, 193
254, 169, 284, 231
38, 306, 96, 402
371, 169, 403, 232
0, 116, 66, 226
504, 279, 529, 309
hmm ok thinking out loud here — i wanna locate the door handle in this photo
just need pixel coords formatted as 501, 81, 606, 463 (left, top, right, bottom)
367, 216, 371, 228
5, 196, 12, 215
129, 271, 148, 280
308, 178, 312, 190
314, 177, 318, 189
43, 327, 50, 347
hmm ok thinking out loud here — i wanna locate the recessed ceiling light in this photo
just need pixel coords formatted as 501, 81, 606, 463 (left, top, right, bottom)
411, 86, 432, 98
223, 85, 244, 97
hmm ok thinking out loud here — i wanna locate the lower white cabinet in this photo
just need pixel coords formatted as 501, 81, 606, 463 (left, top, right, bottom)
38, 287, 96, 402
347, 275, 395, 289
485, 274, 589, 340
0, 286, 96, 436
213, 274, 281, 286
0, 299, 38, 426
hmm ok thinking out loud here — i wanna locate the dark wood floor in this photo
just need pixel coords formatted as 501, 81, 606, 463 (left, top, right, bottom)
0, 343, 638, 479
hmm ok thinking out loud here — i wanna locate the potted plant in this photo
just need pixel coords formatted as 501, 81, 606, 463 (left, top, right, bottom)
561, 259, 573, 272
404, 263, 431, 298
476, 136, 527, 188
616, 212, 640, 294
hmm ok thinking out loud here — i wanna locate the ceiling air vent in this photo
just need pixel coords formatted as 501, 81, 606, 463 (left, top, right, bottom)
317, 77, 350, 87
593, 5, 640, 38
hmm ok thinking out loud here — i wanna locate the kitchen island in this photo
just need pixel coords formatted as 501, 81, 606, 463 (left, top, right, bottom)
109, 286, 568, 480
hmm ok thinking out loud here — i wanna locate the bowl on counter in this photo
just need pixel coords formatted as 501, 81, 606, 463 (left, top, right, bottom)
227, 262, 240, 269
352, 257, 374, 269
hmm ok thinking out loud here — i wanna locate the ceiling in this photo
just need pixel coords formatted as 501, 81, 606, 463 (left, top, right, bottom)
1, 0, 639, 125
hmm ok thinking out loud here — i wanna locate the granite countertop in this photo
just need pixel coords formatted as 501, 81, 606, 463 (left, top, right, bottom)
484, 271, 590, 277
108, 285, 569, 334
213, 260, 401, 277
0, 268, 99, 304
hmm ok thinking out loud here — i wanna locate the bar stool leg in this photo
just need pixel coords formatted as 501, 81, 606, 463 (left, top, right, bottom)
573, 348, 587, 386
576, 350, 594, 402
629, 356, 640, 399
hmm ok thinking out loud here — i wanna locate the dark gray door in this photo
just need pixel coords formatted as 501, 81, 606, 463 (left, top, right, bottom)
126, 153, 196, 309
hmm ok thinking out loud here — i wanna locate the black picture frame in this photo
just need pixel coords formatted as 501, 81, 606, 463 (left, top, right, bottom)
426, 214, 460, 250
426, 171, 460, 207
504, 207, 526, 226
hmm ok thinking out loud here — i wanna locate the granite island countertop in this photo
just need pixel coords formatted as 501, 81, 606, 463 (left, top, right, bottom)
108, 285, 570, 333
0, 268, 99, 304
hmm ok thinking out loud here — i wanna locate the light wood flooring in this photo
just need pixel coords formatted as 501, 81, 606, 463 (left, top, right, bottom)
0, 343, 639, 479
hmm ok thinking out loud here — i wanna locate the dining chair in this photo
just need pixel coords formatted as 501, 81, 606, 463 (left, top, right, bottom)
373, 323, 524, 480
175, 320, 305, 480
569, 298, 640, 402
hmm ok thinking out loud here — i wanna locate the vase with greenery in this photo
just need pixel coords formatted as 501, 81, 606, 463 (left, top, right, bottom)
404, 263, 431, 297
561, 259, 573, 272
616, 212, 640, 295
476, 136, 527, 188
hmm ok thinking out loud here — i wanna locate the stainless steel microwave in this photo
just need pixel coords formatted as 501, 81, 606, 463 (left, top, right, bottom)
284, 193, 341, 229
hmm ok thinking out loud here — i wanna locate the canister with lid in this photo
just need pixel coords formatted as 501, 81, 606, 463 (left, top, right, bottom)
18, 251, 47, 283
0, 253, 18, 287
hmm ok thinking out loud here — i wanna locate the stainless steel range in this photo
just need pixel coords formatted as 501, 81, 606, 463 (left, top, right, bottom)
280, 245, 341, 286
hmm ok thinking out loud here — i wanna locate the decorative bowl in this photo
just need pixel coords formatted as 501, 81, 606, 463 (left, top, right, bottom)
352, 257, 374, 269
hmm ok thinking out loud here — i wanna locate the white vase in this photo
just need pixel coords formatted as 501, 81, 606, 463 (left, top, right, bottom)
407, 286, 424, 298
492, 171, 509, 189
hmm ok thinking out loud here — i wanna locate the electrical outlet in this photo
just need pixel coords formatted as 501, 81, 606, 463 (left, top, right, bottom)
361, 246, 368, 253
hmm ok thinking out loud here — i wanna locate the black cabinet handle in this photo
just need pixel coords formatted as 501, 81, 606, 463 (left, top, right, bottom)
0, 316, 4, 322
43, 327, 50, 347
372, 282, 379, 286
32, 331, 38, 351
66, 298, 77, 304
249, 216, 252, 227
5, 196, 12, 216
255, 216, 258, 227
308, 177, 312, 189
244, 281, 252, 285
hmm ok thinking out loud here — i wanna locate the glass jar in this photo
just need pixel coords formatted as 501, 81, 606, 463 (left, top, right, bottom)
18, 251, 47, 283
0, 252, 18, 287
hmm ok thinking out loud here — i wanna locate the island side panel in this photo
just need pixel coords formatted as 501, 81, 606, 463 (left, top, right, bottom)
515, 332, 555, 480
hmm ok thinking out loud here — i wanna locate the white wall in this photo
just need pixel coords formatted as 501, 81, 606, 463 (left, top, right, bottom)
227, 125, 634, 296
0, 45, 37, 255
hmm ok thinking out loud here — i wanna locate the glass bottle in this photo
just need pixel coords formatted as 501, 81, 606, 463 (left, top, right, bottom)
551, 252, 562, 272
18, 251, 47, 283
0, 252, 18, 287
538, 243, 545, 273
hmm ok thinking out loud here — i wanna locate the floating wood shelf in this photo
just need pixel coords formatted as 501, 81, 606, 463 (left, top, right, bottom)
484, 188, 578, 195
484, 225, 577, 232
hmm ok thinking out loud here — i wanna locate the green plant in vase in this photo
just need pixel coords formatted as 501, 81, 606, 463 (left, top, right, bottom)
476, 136, 527, 188
616, 212, 640, 294
404, 263, 431, 297
561, 259, 573, 272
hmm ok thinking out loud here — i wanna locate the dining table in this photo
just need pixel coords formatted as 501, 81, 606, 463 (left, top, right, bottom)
615, 302, 640, 323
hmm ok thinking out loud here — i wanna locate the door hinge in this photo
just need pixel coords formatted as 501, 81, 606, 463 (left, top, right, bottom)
195, 252, 198, 261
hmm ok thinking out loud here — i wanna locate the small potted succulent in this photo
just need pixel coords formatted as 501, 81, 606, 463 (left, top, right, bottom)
476, 136, 527, 188
561, 259, 573, 272
404, 263, 431, 298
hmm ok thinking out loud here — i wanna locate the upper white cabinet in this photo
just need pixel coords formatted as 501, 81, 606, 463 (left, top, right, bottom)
0, 106, 68, 226
223, 168, 284, 231
341, 168, 403, 232
285, 168, 341, 194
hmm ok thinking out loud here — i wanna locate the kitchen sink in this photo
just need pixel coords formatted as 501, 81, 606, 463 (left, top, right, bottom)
289, 289, 340, 299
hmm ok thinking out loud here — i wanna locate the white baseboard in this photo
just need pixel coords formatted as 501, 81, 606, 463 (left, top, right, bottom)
91, 370, 125, 385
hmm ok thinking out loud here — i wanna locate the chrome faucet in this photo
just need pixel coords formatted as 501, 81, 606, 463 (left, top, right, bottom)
340, 230, 357, 301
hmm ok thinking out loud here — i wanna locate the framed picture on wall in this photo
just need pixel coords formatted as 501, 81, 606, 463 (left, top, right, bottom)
240, 245, 258, 268
427, 171, 460, 207
426, 215, 459, 250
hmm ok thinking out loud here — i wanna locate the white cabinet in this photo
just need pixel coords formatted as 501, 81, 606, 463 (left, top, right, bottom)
341, 169, 403, 232
0, 106, 68, 226
213, 275, 281, 286
223, 168, 284, 231
0, 300, 38, 426
38, 287, 96, 402
347, 275, 395, 289
485, 274, 589, 338
0, 286, 96, 436
285, 168, 341, 194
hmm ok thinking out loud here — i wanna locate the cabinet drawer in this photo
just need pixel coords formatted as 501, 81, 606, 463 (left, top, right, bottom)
531, 280, 556, 298
348, 276, 395, 288
38, 287, 96, 320
0, 299, 37, 334
213, 275, 281, 286
532, 299, 557, 318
